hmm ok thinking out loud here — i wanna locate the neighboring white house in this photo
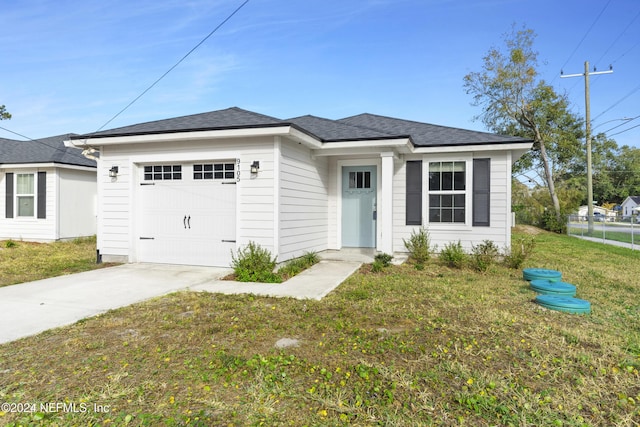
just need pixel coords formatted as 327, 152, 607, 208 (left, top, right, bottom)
67, 107, 533, 267
576, 205, 616, 221
0, 134, 97, 241
620, 196, 640, 219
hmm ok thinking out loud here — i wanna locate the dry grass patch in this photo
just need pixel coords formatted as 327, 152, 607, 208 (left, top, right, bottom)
0, 237, 115, 287
0, 229, 639, 425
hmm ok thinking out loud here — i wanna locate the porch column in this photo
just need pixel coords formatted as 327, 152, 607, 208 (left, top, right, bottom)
379, 152, 395, 254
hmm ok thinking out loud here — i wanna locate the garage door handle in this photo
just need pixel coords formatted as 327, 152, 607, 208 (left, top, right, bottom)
187, 215, 191, 229
140, 237, 155, 240
222, 240, 236, 243
183, 215, 187, 229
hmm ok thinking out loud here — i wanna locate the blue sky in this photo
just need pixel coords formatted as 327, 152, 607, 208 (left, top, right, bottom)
1, 0, 639, 148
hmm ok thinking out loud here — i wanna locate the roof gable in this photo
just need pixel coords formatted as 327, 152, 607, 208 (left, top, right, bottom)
0, 134, 96, 168
287, 115, 397, 142
338, 113, 531, 147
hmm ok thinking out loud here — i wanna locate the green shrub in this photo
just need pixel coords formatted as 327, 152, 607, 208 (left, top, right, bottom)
374, 253, 393, 267
439, 241, 467, 268
278, 251, 320, 280
231, 241, 281, 283
371, 253, 393, 273
540, 210, 567, 234
4, 239, 17, 248
471, 240, 500, 272
503, 235, 536, 269
301, 251, 320, 266
403, 227, 433, 269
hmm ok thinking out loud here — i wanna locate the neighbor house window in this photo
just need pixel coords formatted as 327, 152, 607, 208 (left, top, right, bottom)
16, 173, 35, 217
428, 161, 465, 223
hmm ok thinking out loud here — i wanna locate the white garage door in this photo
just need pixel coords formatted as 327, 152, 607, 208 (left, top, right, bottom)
137, 162, 237, 267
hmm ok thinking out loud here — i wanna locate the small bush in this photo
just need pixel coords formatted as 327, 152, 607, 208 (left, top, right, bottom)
403, 227, 433, 269
471, 240, 500, 272
4, 239, 17, 248
503, 236, 536, 269
278, 251, 320, 280
374, 253, 393, 267
439, 241, 467, 268
231, 241, 281, 283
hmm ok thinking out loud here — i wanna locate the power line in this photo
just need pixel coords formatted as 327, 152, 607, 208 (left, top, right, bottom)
592, 83, 640, 122
600, 115, 640, 134
95, 0, 251, 132
608, 122, 640, 137
594, 9, 640, 67
558, 0, 611, 75
0, 125, 91, 163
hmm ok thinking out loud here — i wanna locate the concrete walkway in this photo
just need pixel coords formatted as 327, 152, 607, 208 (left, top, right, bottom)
0, 254, 366, 344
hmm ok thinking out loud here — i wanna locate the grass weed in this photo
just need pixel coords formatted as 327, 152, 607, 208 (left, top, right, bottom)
0, 227, 639, 425
0, 236, 113, 288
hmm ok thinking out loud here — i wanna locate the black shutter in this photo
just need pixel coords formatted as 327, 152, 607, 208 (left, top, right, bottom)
5, 173, 13, 219
473, 159, 490, 226
37, 171, 46, 219
406, 160, 422, 225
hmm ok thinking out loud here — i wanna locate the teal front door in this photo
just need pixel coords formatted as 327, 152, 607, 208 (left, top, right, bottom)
342, 166, 377, 247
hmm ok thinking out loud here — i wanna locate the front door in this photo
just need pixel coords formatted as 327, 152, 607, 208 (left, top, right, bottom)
342, 166, 376, 247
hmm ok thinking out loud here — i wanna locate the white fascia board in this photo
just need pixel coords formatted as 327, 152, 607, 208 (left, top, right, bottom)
286, 127, 323, 149
0, 163, 96, 172
312, 138, 411, 156
67, 126, 296, 147
411, 142, 533, 154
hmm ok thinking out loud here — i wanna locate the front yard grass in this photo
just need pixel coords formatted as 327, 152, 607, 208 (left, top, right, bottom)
0, 237, 114, 288
1, 228, 639, 426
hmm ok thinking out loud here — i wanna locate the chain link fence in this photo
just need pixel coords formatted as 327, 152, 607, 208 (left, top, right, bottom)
567, 214, 639, 250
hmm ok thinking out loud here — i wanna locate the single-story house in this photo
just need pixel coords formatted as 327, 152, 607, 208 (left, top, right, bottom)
66, 107, 533, 267
620, 196, 640, 219
0, 134, 97, 241
576, 205, 616, 221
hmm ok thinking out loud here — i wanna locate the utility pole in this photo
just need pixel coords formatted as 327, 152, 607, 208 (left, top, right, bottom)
561, 61, 613, 234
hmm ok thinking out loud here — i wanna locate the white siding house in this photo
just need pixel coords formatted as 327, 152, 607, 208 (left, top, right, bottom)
0, 134, 96, 241
67, 108, 532, 267
621, 196, 640, 219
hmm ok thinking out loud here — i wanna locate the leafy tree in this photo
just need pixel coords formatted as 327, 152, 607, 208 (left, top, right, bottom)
464, 26, 584, 223
0, 105, 10, 120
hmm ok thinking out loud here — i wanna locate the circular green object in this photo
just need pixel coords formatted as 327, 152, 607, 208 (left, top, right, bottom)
530, 280, 576, 296
534, 295, 591, 314
523, 268, 562, 282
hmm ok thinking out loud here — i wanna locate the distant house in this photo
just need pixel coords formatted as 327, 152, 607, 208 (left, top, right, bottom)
67, 107, 532, 267
576, 205, 616, 221
0, 134, 97, 241
621, 196, 640, 219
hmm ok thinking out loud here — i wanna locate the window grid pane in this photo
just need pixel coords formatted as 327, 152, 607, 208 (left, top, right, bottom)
144, 165, 182, 181
194, 163, 235, 180
428, 162, 466, 224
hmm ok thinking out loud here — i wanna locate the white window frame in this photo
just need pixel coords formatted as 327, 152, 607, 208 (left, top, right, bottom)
16, 172, 36, 218
424, 154, 472, 229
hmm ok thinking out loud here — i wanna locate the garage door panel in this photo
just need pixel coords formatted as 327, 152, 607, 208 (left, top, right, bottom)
136, 165, 237, 267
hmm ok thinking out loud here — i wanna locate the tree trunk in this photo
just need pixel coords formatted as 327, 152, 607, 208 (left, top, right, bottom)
535, 130, 562, 221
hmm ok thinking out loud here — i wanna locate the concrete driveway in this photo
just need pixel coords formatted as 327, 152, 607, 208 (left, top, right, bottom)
0, 263, 230, 344
0, 257, 363, 345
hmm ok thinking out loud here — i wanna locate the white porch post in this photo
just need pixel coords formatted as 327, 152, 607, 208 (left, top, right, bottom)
380, 152, 394, 254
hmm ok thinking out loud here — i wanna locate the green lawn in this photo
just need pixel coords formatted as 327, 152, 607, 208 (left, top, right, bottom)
0, 228, 639, 426
0, 237, 114, 287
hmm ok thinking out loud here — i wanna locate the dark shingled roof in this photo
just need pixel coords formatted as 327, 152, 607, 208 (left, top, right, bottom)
287, 115, 397, 142
72, 106, 531, 148
338, 113, 531, 147
76, 107, 285, 138
0, 134, 96, 168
